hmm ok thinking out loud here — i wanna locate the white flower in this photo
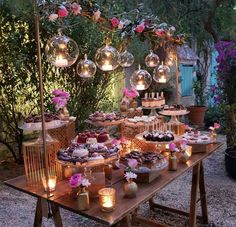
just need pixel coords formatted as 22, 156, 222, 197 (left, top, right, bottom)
209, 126, 215, 131
49, 14, 58, 22
125, 172, 137, 181
81, 178, 91, 187
93, 10, 101, 21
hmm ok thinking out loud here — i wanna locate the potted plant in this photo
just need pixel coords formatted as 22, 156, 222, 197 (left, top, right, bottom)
214, 40, 236, 178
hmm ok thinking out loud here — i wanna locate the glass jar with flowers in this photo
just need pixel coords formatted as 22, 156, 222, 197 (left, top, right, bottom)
69, 173, 91, 211
168, 143, 179, 171
179, 139, 191, 163
120, 87, 139, 112
51, 89, 70, 120
209, 122, 221, 142
123, 159, 138, 198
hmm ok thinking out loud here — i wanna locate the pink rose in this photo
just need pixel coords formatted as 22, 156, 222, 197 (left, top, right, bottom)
49, 14, 58, 22
118, 21, 124, 29
58, 6, 69, 18
135, 22, 145, 33
214, 123, 221, 129
128, 159, 138, 169
71, 3, 81, 15
169, 143, 176, 152
155, 28, 165, 37
69, 173, 82, 188
93, 10, 101, 21
52, 89, 63, 96
110, 17, 119, 28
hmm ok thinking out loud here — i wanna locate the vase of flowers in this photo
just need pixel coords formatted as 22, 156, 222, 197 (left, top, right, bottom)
51, 89, 70, 120
123, 159, 138, 198
121, 87, 139, 111
168, 143, 179, 171
69, 173, 91, 210
209, 122, 221, 142
179, 139, 190, 163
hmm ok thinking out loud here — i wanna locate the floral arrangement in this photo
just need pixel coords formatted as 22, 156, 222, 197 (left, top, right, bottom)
69, 173, 91, 189
209, 123, 221, 132
51, 89, 70, 111
39, 1, 185, 46
124, 158, 138, 182
180, 139, 188, 151
122, 87, 139, 99
124, 172, 137, 182
169, 142, 179, 154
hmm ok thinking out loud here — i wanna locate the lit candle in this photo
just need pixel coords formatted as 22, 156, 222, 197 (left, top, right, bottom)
136, 84, 145, 90
54, 55, 68, 67
101, 60, 113, 71
42, 175, 57, 192
98, 188, 116, 212
158, 76, 167, 83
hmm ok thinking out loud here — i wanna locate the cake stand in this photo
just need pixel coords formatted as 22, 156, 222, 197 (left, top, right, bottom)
85, 118, 125, 127
158, 110, 189, 124
142, 106, 162, 116
19, 121, 67, 143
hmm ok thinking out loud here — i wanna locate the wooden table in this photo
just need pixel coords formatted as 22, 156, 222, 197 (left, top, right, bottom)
5, 143, 222, 227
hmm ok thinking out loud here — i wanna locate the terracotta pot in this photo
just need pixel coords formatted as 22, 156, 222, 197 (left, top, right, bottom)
123, 180, 138, 198
187, 106, 207, 126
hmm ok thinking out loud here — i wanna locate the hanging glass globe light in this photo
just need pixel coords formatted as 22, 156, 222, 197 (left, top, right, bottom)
76, 54, 96, 78
119, 50, 134, 67
45, 32, 79, 68
130, 65, 152, 91
153, 63, 170, 84
145, 50, 160, 68
95, 41, 120, 71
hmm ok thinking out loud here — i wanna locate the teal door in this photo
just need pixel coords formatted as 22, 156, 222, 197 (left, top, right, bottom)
179, 64, 194, 96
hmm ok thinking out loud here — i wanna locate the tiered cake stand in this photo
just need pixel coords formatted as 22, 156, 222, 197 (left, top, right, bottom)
142, 106, 162, 116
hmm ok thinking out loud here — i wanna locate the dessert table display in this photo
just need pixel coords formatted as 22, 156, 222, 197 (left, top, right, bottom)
5, 143, 223, 227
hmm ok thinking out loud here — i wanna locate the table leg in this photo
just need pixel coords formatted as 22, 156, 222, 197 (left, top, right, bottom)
34, 198, 43, 227
199, 161, 208, 224
189, 163, 200, 227
112, 215, 131, 227
50, 202, 63, 227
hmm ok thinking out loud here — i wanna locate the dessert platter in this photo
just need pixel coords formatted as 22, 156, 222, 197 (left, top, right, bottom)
57, 143, 120, 168
126, 107, 143, 118
120, 150, 168, 183
142, 130, 175, 142
76, 129, 110, 144
181, 130, 214, 153
86, 111, 125, 127
125, 116, 158, 128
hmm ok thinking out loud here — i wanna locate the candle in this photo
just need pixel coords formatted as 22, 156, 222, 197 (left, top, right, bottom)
101, 60, 113, 71
159, 76, 167, 83
54, 55, 68, 67
136, 84, 145, 90
149, 61, 155, 67
98, 188, 116, 212
42, 175, 57, 192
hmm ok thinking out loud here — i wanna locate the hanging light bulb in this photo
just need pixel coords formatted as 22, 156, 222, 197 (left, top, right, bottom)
130, 65, 152, 90
95, 39, 120, 71
76, 54, 96, 78
153, 63, 170, 84
45, 30, 79, 68
119, 50, 134, 67
145, 50, 160, 68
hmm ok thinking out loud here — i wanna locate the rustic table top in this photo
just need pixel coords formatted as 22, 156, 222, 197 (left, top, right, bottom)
5, 143, 223, 226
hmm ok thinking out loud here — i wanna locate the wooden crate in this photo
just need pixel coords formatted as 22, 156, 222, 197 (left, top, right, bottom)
48, 120, 76, 148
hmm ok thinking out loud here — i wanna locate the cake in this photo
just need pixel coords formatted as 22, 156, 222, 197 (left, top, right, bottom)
162, 104, 187, 115
142, 92, 165, 108
182, 130, 211, 144
89, 111, 124, 122
57, 143, 119, 165
143, 130, 174, 142
77, 129, 109, 144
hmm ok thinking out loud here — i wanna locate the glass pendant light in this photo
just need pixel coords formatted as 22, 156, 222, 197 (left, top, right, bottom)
130, 65, 152, 91
145, 50, 160, 68
95, 39, 120, 71
45, 30, 79, 68
76, 54, 96, 78
119, 50, 134, 67
153, 63, 170, 84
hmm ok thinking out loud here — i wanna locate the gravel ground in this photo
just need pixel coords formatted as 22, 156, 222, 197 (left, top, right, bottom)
0, 135, 236, 227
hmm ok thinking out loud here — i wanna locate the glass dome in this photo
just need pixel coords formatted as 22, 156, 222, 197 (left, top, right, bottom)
95, 44, 120, 71
45, 34, 79, 68
153, 64, 170, 84
130, 66, 152, 91
145, 50, 160, 68
119, 50, 134, 67
76, 54, 97, 78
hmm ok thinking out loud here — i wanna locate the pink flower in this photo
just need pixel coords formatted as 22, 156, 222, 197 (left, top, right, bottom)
111, 139, 120, 145
52, 89, 63, 96
169, 143, 176, 152
118, 21, 124, 29
128, 159, 138, 169
93, 10, 101, 21
71, 3, 81, 15
214, 123, 221, 129
110, 17, 119, 28
49, 14, 58, 22
119, 137, 128, 144
155, 28, 165, 37
135, 22, 145, 33
69, 173, 82, 188
58, 6, 69, 18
